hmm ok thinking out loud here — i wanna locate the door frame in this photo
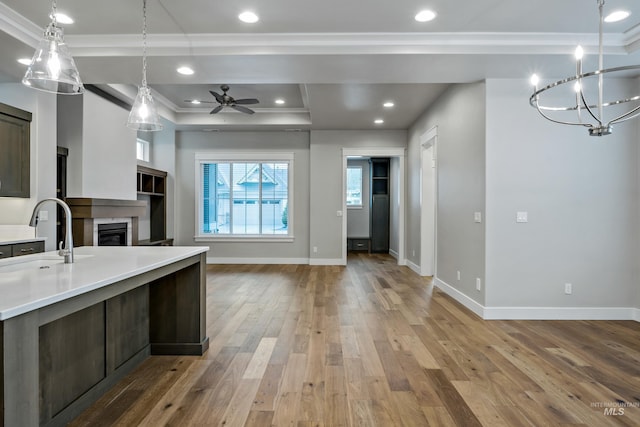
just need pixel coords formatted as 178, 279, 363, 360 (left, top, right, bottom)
420, 126, 438, 277
341, 147, 406, 265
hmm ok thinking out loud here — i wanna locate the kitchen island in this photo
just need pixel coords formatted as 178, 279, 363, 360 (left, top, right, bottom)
0, 246, 209, 427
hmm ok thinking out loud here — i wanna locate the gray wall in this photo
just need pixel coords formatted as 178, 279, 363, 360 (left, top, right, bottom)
408, 83, 487, 305
309, 130, 407, 262
175, 131, 310, 261
0, 84, 57, 250
485, 79, 638, 309
346, 159, 370, 238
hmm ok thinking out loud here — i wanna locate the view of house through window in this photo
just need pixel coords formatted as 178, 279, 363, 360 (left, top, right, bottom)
199, 160, 290, 236
346, 166, 363, 207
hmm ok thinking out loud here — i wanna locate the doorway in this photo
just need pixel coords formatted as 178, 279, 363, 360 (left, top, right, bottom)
341, 148, 405, 265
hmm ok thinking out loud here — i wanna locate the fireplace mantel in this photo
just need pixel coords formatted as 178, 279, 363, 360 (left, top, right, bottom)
66, 198, 146, 246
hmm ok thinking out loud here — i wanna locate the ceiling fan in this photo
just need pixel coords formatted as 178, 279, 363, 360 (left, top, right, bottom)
186, 84, 259, 114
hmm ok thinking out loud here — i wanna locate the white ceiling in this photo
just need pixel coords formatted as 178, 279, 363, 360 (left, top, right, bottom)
1, 0, 640, 130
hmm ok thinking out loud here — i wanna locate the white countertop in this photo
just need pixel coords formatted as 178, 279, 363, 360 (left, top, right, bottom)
0, 246, 208, 321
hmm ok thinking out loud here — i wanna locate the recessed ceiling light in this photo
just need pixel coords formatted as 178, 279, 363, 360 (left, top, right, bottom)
275, 98, 285, 105
383, 101, 395, 108
238, 11, 259, 23
604, 10, 630, 23
177, 66, 194, 75
374, 119, 384, 124
17, 58, 31, 65
190, 100, 201, 105
415, 10, 436, 23
51, 12, 74, 24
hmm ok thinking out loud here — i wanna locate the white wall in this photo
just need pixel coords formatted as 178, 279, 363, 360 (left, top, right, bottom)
59, 91, 137, 200
309, 130, 407, 263
485, 79, 639, 311
175, 131, 310, 262
0, 84, 57, 250
346, 159, 370, 238
408, 83, 487, 305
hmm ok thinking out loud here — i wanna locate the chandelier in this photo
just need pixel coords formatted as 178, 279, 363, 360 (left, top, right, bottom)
529, 0, 640, 136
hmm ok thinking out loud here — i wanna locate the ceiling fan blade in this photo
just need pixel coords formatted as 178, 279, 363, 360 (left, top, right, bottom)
209, 91, 224, 103
234, 98, 259, 105
210, 105, 224, 114
184, 100, 216, 104
231, 105, 255, 114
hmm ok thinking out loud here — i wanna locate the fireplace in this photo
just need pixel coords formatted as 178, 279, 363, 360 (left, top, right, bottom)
97, 222, 128, 246
66, 198, 146, 246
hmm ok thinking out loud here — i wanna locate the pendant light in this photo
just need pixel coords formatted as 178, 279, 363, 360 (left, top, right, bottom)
127, 0, 163, 131
22, 0, 84, 94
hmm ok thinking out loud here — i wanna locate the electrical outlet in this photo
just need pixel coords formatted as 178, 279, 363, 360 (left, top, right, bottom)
564, 283, 572, 295
39, 210, 49, 221
474, 212, 482, 223
412, 250, 415, 257
313, 246, 318, 253
476, 278, 482, 291
457, 271, 461, 281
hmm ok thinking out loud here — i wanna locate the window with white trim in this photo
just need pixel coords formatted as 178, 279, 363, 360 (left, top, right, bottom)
346, 166, 363, 207
195, 152, 293, 240
136, 138, 150, 162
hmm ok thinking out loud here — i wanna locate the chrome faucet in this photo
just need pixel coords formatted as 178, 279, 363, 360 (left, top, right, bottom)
29, 197, 74, 263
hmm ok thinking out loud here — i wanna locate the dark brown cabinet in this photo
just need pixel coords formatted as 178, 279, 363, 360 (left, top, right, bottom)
137, 166, 172, 245
370, 158, 390, 253
0, 240, 44, 259
0, 103, 32, 198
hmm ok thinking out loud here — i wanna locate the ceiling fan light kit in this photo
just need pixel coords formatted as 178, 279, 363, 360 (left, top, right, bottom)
529, 0, 640, 136
22, 0, 84, 95
185, 84, 260, 114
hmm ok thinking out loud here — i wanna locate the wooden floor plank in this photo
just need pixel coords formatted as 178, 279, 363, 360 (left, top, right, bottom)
71, 253, 640, 426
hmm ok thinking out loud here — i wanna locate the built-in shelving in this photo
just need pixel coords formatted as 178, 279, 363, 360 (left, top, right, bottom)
137, 166, 172, 246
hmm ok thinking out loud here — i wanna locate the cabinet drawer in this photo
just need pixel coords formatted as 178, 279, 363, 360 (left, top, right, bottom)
12, 241, 44, 257
349, 238, 370, 251
0, 244, 10, 259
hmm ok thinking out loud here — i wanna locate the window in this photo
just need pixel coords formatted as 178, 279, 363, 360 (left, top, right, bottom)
196, 153, 293, 240
346, 166, 363, 207
136, 138, 150, 162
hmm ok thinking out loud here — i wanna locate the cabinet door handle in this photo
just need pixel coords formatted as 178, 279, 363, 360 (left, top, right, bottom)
20, 248, 35, 253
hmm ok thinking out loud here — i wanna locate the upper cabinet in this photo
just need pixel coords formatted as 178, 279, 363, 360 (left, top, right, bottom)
0, 102, 32, 198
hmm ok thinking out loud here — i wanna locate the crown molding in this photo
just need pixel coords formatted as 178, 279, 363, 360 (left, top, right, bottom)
65, 32, 632, 57
0, 2, 41, 47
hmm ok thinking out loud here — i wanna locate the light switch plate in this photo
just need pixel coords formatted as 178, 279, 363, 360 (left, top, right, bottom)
516, 211, 528, 223
474, 212, 482, 223
39, 210, 49, 221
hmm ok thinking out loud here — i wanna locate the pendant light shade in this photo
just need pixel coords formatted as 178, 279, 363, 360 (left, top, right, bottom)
22, 7, 84, 94
127, 0, 163, 131
128, 85, 163, 131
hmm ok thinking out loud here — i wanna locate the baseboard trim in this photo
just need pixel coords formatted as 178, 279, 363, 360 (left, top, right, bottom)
207, 257, 309, 265
389, 249, 399, 260
434, 278, 485, 318
309, 258, 344, 266
433, 278, 639, 322
483, 306, 639, 321
406, 260, 421, 276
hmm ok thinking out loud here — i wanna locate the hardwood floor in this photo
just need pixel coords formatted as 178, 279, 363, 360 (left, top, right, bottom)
71, 253, 640, 426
